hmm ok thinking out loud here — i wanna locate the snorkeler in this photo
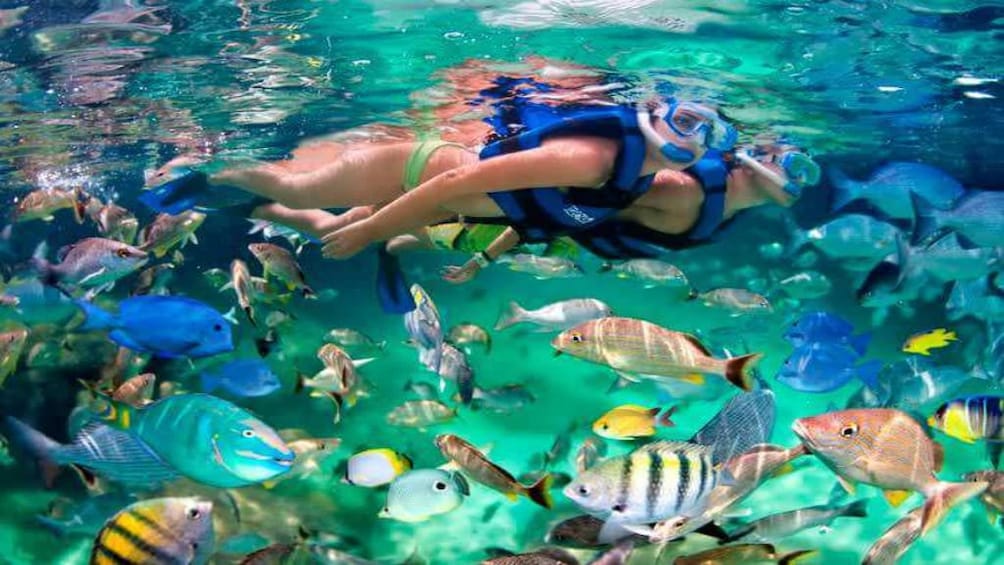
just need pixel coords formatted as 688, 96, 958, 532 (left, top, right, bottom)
140, 97, 733, 250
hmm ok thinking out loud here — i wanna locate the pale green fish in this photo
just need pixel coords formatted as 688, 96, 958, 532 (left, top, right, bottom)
696, 288, 772, 315
138, 211, 206, 259
777, 270, 832, 299
93, 393, 294, 487
386, 400, 456, 428
447, 323, 491, 353
90, 497, 214, 565
248, 242, 315, 297
728, 499, 868, 542
325, 328, 386, 355
600, 259, 690, 291
564, 441, 719, 526
380, 469, 469, 522
496, 253, 583, 279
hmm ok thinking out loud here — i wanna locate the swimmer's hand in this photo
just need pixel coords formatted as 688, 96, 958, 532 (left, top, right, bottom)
322, 220, 375, 259
441, 263, 480, 284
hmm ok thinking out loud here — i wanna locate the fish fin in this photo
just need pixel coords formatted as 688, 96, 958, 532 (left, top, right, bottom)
909, 191, 944, 245
301, 286, 316, 299
883, 489, 912, 507
933, 441, 945, 472
243, 306, 256, 327
988, 443, 1003, 469
494, 301, 526, 331
262, 480, 277, 490
75, 268, 108, 287
68, 464, 99, 492
842, 499, 869, 518
73, 300, 115, 331
3, 416, 63, 488
93, 394, 137, 431
695, 521, 732, 542
779, 550, 819, 565
351, 357, 376, 368
724, 353, 761, 391
836, 476, 856, 495
451, 471, 470, 496
855, 361, 884, 392
504, 492, 518, 502
921, 481, 989, 535
828, 165, 858, 212
618, 523, 654, 537
222, 307, 239, 326
850, 332, 871, 356
615, 371, 641, 384
656, 405, 677, 427
294, 372, 307, 394
219, 281, 234, 291
597, 520, 636, 545
524, 473, 554, 509
679, 333, 713, 355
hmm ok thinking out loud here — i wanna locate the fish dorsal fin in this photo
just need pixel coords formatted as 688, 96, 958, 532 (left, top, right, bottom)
680, 333, 712, 356
836, 475, 856, 495
883, 489, 912, 507
641, 440, 713, 460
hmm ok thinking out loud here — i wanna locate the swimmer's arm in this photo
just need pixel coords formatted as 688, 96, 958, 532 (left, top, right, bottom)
253, 204, 373, 240
442, 227, 521, 284
362, 140, 616, 241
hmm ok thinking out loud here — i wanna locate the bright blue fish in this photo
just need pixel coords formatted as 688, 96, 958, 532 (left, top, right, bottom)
201, 358, 281, 398
830, 162, 965, 219
3, 416, 179, 489
94, 393, 293, 488
783, 311, 869, 354
75, 296, 233, 359
776, 342, 882, 393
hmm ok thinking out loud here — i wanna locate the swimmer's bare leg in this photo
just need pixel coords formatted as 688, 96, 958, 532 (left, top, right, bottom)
211, 143, 416, 209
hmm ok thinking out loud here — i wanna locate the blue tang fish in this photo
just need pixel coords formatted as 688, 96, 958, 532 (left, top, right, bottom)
75, 296, 233, 359
784, 311, 870, 354
94, 393, 293, 487
201, 358, 281, 398
3, 416, 179, 488
777, 342, 882, 393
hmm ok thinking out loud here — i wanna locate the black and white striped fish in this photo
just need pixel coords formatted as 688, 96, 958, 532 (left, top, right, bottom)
563, 441, 719, 525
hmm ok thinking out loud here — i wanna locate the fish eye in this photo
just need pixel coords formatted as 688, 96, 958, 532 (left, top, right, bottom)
213, 324, 223, 331
242, 430, 256, 438
840, 423, 858, 438
187, 508, 201, 520
570, 332, 584, 343
115, 248, 130, 258
601, 424, 609, 430
433, 481, 447, 491
577, 485, 589, 497
611, 503, 625, 513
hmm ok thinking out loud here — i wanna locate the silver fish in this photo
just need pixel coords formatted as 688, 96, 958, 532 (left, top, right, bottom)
33, 238, 148, 289
727, 499, 868, 542
496, 253, 583, 279
495, 298, 612, 331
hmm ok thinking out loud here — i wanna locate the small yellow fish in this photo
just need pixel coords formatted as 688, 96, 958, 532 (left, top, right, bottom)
592, 404, 676, 440
903, 328, 957, 356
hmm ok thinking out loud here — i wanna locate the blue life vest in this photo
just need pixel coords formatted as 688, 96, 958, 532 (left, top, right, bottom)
479, 103, 654, 242
570, 151, 735, 259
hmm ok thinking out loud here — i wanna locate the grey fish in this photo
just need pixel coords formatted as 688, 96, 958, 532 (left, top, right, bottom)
546, 515, 645, 549
495, 298, 612, 332
830, 162, 964, 220
696, 288, 772, 315
727, 499, 868, 542
386, 400, 456, 428
325, 328, 386, 355
913, 189, 1004, 248
777, 271, 832, 299
36, 492, 138, 537
690, 388, 776, 465
575, 437, 607, 474
33, 238, 148, 289
482, 547, 579, 565
470, 385, 536, 413
600, 259, 690, 291
799, 214, 899, 264
4, 416, 178, 488
448, 323, 491, 354
436, 343, 475, 404
496, 253, 583, 279
405, 284, 444, 372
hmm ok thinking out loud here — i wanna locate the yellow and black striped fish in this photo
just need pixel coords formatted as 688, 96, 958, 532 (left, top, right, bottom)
564, 440, 718, 525
90, 497, 214, 565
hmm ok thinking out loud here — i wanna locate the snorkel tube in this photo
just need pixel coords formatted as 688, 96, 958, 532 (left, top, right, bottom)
735, 149, 821, 199
636, 107, 699, 165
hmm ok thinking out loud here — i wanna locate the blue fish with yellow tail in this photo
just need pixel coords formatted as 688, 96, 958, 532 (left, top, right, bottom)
75, 295, 233, 359
93, 393, 294, 488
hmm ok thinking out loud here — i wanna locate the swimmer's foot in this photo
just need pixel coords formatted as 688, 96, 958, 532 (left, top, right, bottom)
138, 169, 211, 214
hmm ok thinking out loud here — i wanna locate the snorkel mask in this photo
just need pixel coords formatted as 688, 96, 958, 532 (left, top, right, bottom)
636, 99, 737, 165
734, 149, 821, 199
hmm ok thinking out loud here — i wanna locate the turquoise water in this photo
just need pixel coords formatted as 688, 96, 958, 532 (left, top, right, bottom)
0, 1, 1001, 564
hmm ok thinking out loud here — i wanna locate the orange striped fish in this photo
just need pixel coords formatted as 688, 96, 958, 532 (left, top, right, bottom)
551, 317, 759, 391
90, 497, 214, 564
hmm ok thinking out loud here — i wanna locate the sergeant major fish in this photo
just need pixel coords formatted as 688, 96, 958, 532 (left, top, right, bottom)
90, 497, 214, 565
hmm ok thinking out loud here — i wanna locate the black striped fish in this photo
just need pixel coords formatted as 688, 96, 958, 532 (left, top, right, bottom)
90, 497, 214, 565
563, 441, 718, 525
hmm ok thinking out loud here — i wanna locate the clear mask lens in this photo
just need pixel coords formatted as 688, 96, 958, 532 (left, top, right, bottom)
666, 103, 737, 151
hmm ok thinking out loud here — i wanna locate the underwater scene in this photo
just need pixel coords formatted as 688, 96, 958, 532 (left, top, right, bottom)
0, 0, 1001, 563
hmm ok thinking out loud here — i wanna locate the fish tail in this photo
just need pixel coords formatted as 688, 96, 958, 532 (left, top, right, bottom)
3, 416, 63, 488
74, 300, 115, 331
656, 405, 677, 427
842, 498, 869, 518
910, 191, 944, 245
723, 353, 761, 391
921, 481, 989, 535
829, 166, 859, 212
71, 187, 87, 224
294, 372, 307, 394
779, 549, 818, 565
35, 515, 68, 537
524, 472, 554, 509
855, 360, 884, 392
29, 242, 57, 286
302, 286, 317, 299
494, 301, 526, 331
243, 306, 257, 327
